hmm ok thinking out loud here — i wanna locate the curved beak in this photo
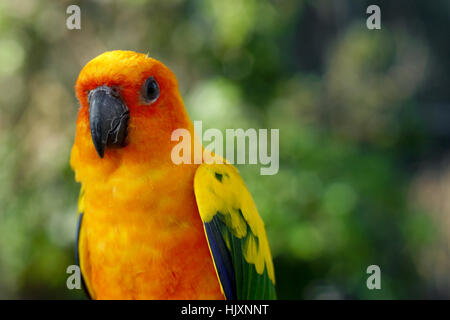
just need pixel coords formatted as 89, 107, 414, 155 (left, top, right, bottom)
88, 85, 129, 158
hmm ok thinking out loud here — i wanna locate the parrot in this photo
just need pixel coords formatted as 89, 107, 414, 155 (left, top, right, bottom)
70, 50, 276, 300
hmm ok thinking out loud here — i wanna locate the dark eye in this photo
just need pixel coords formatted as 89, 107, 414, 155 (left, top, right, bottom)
142, 76, 160, 103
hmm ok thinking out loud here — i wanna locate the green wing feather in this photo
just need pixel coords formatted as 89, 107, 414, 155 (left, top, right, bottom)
194, 163, 276, 300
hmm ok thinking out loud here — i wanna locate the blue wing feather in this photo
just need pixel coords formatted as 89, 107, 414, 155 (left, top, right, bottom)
204, 216, 236, 300
75, 213, 92, 299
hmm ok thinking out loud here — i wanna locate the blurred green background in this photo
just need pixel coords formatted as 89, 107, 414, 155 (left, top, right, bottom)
0, 0, 449, 299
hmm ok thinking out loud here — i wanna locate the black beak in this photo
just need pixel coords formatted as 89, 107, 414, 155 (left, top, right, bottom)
88, 85, 129, 158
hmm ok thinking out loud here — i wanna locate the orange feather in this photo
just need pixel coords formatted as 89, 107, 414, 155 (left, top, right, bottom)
70, 51, 224, 299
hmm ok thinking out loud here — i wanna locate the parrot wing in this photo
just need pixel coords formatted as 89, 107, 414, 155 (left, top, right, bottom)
194, 163, 276, 300
75, 186, 94, 299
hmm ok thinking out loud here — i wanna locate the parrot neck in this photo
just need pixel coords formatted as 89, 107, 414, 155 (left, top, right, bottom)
70, 113, 207, 211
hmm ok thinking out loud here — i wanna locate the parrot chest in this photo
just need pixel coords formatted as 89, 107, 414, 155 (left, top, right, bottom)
79, 172, 224, 299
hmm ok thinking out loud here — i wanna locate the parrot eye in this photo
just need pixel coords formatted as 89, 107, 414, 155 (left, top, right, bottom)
142, 76, 160, 104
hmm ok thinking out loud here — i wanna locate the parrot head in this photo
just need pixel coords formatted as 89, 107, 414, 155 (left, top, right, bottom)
71, 50, 193, 175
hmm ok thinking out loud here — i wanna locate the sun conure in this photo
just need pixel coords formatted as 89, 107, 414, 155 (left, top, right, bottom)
70, 50, 276, 299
